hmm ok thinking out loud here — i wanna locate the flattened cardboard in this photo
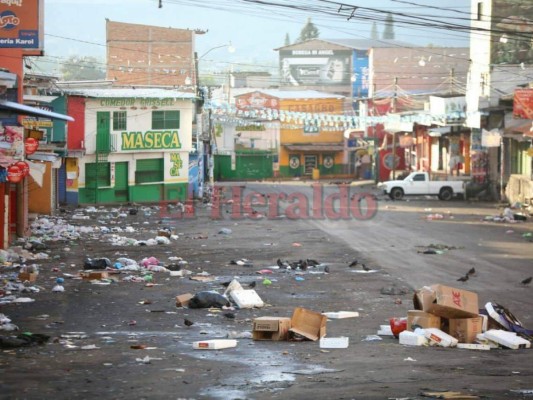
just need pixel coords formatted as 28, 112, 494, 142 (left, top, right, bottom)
82, 271, 109, 280
18, 272, 38, 282
252, 317, 291, 341
448, 317, 482, 344
414, 284, 479, 319
407, 310, 441, 331
289, 307, 327, 341
175, 293, 193, 307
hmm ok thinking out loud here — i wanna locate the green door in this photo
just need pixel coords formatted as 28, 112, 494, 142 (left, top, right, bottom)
96, 112, 111, 152
237, 154, 273, 180
114, 162, 128, 202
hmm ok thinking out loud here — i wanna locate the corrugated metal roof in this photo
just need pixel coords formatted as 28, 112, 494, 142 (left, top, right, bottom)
236, 89, 344, 100
24, 95, 59, 103
60, 88, 197, 99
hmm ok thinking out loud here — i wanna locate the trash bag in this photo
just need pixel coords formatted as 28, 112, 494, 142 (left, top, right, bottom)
83, 257, 111, 270
389, 317, 407, 338
188, 291, 230, 309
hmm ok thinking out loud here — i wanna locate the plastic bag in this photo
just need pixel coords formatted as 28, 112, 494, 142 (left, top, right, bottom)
83, 257, 111, 270
188, 291, 230, 309
389, 317, 407, 338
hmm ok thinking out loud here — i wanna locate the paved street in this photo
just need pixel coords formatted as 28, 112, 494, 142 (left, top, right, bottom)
1, 181, 533, 400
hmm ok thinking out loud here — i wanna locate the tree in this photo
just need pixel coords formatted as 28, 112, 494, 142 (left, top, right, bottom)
60, 55, 106, 81
382, 13, 395, 40
297, 17, 320, 42
370, 22, 379, 39
284, 33, 291, 46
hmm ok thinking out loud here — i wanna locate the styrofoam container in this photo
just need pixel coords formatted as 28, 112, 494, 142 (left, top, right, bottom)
424, 328, 458, 347
399, 330, 428, 346
319, 337, 349, 348
322, 311, 359, 319
377, 325, 394, 336
230, 289, 264, 309
484, 329, 531, 349
223, 279, 243, 296
193, 339, 238, 350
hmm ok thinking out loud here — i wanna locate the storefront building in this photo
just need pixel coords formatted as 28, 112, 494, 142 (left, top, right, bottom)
59, 88, 195, 204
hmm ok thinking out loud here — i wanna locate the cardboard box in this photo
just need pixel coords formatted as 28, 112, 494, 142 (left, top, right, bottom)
18, 272, 38, 282
289, 307, 327, 341
448, 317, 483, 344
252, 317, 291, 341
424, 328, 458, 347
407, 310, 441, 331
82, 271, 109, 280
175, 293, 194, 307
414, 284, 479, 319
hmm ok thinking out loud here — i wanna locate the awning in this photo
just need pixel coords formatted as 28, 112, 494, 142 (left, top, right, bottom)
503, 119, 532, 135
0, 100, 74, 122
284, 144, 344, 152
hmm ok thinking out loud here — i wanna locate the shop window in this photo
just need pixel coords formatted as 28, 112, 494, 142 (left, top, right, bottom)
113, 111, 127, 131
152, 110, 180, 130
135, 158, 164, 183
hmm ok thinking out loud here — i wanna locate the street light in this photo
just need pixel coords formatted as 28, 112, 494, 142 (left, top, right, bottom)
194, 42, 235, 193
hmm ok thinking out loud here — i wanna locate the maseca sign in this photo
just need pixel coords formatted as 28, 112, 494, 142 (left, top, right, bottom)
121, 130, 181, 151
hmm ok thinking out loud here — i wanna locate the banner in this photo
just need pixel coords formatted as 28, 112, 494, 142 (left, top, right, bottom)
481, 129, 501, 147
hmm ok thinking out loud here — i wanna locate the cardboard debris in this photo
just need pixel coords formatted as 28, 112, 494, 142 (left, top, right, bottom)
81, 271, 109, 280
407, 310, 441, 331
414, 284, 479, 319
289, 307, 327, 341
424, 328, 458, 347
253, 317, 291, 341
175, 293, 194, 307
319, 337, 349, 348
18, 272, 38, 282
483, 329, 531, 349
448, 317, 482, 344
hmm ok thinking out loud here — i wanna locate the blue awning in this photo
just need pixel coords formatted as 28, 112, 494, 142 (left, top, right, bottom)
0, 100, 74, 122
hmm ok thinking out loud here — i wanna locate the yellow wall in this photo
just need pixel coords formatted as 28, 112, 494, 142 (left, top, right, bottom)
28, 162, 53, 215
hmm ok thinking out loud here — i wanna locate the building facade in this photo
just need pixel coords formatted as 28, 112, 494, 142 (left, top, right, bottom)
59, 88, 195, 204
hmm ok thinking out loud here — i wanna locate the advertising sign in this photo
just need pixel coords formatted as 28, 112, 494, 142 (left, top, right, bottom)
280, 49, 352, 86
352, 51, 369, 99
513, 88, 533, 119
0, 0, 43, 50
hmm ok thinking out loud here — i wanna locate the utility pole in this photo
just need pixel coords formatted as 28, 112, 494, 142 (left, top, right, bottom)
391, 77, 398, 180
449, 68, 455, 95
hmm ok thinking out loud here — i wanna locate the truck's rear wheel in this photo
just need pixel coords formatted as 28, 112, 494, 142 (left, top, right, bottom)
390, 187, 404, 200
439, 187, 453, 201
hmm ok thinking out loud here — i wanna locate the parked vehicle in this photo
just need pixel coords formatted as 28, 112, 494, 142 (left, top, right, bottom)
378, 172, 466, 201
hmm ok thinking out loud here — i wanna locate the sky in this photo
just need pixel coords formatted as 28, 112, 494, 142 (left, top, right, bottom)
39, 0, 472, 76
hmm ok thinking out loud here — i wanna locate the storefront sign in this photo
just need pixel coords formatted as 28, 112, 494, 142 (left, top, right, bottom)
22, 118, 53, 128
121, 130, 181, 150
513, 88, 533, 119
323, 155, 334, 169
0, 0, 43, 50
100, 98, 176, 107
169, 153, 183, 176
15, 160, 28, 177
289, 155, 300, 169
24, 137, 39, 154
6, 163, 22, 183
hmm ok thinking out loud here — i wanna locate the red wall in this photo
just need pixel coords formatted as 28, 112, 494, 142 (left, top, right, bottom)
67, 96, 86, 150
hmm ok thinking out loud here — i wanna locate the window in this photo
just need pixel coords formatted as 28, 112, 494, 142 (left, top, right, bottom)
113, 111, 127, 131
152, 110, 180, 129
413, 174, 426, 182
135, 158, 164, 183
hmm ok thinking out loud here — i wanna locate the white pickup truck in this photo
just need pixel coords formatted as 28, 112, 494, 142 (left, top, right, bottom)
378, 172, 466, 201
